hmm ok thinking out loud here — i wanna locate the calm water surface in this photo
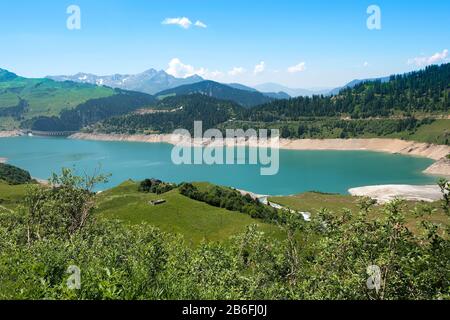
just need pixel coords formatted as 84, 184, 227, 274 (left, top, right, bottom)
0, 136, 437, 195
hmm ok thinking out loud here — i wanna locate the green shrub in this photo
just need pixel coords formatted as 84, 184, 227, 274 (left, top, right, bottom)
0, 163, 33, 185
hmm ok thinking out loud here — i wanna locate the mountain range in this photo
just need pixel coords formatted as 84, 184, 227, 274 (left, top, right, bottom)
47, 68, 395, 100
47, 69, 204, 95
253, 83, 332, 97
48, 69, 293, 100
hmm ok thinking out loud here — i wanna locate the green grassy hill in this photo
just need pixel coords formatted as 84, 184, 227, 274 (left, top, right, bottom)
0, 69, 115, 129
388, 119, 450, 145
0, 181, 28, 213
95, 180, 283, 244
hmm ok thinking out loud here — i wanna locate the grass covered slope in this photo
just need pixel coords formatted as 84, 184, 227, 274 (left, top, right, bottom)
95, 180, 283, 244
0, 69, 114, 123
0, 69, 159, 132
0, 181, 28, 213
390, 119, 450, 145
269, 192, 450, 235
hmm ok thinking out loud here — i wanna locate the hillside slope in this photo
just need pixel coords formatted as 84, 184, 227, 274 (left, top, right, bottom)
95, 180, 283, 244
155, 80, 274, 108
247, 63, 450, 119
0, 69, 115, 129
0, 69, 157, 132
94, 94, 243, 134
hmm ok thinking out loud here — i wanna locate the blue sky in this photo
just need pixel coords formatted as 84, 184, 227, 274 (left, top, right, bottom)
0, 0, 448, 88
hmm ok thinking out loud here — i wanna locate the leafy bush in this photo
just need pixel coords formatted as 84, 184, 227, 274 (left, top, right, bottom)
179, 183, 281, 222
138, 178, 175, 194
0, 163, 33, 185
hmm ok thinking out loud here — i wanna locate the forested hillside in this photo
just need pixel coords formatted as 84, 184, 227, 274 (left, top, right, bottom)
27, 90, 156, 132
94, 94, 243, 134
155, 80, 275, 108
247, 64, 449, 120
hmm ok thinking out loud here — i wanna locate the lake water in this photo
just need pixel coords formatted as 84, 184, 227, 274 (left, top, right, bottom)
0, 136, 437, 195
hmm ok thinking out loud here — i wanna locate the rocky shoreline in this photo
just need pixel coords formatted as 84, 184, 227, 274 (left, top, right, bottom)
0, 130, 24, 138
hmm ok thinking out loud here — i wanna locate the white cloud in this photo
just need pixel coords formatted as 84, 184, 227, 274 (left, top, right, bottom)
194, 20, 207, 28
166, 58, 222, 79
162, 17, 207, 29
363, 61, 369, 67
254, 61, 265, 74
228, 67, 246, 76
162, 17, 192, 29
407, 49, 448, 67
166, 58, 202, 78
287, 62, 306, 73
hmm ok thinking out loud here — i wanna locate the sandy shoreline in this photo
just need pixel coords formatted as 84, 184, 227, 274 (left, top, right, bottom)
69, 132, 450, 160
3, 131, 448, 162
349, 184, 442, 203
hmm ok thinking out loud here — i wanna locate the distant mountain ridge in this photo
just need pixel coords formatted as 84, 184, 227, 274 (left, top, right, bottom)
155, 80, 276, 108
48, 70, 292, 100
328, 76, 391, 96
0, 68, 19, 82
47, 69, 204, 95
226, 83, 291, 100
254, 83, 331, 97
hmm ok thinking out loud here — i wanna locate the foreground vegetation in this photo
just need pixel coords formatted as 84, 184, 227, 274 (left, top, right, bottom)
0, 169, 449, 300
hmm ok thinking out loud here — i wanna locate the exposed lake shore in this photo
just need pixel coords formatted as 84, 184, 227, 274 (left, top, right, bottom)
349, 184, 442, 203
68, 132, 450, 176
0, 130, 23, 138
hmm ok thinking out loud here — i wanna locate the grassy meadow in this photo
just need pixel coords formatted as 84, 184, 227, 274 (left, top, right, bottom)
95, 180, 284, 245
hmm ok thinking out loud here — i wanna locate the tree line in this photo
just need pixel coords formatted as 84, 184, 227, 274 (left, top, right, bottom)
96, 94, 242, 134
179, 183, 286, 223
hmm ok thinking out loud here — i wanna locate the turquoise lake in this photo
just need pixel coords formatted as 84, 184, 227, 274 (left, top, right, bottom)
0, 136, 437, 195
